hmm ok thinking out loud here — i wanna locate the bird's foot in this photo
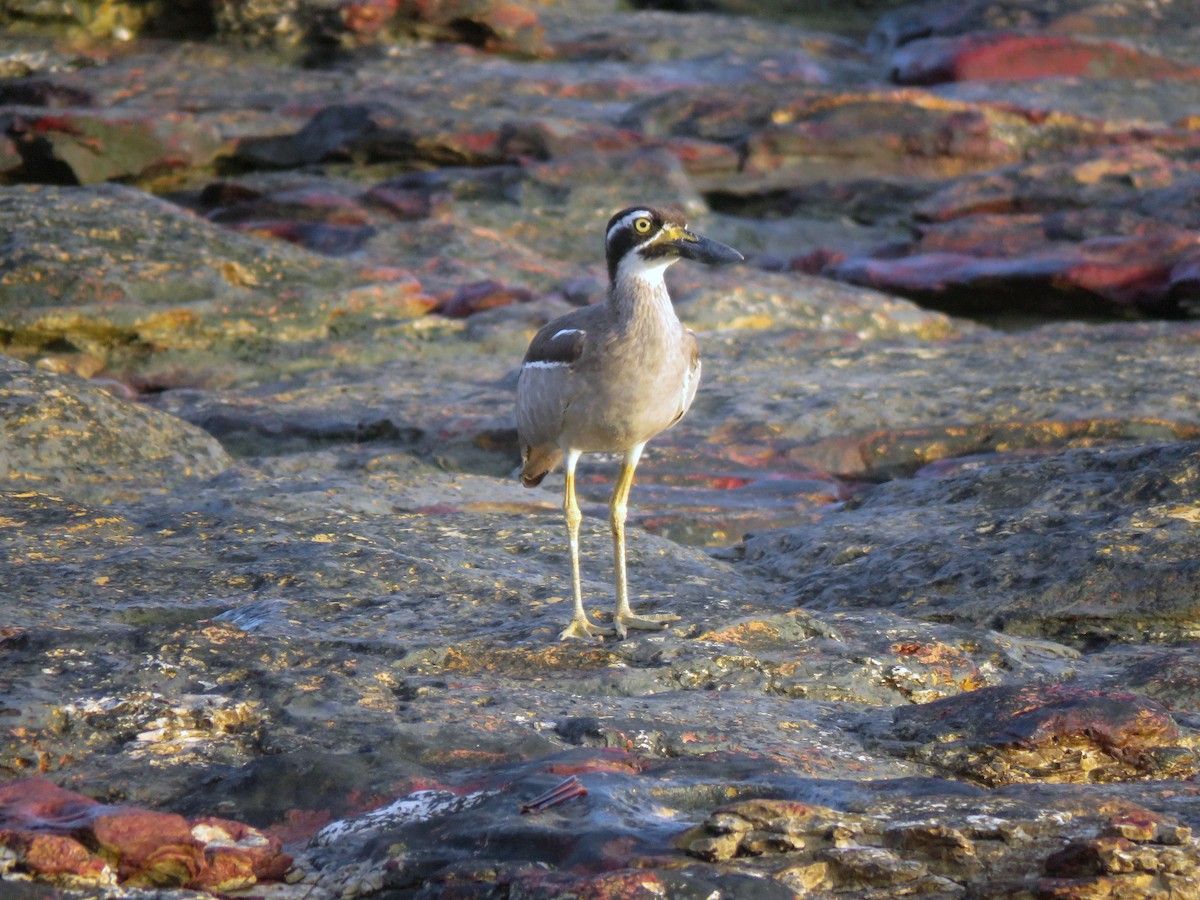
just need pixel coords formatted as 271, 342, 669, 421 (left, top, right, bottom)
614, 612, 682, 639
559, 615, 615, 641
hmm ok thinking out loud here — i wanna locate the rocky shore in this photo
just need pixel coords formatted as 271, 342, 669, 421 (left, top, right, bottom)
3, 0, 1200, 897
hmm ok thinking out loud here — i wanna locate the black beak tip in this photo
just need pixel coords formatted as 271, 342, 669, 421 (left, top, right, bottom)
680, 234, 745, 266
719, 246, 746, 266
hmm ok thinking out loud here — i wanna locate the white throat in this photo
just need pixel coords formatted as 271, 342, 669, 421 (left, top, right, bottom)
615, 251, 678, 291
611, 251, 681, 329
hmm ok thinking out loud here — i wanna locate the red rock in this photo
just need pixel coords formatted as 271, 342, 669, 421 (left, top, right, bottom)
0, 779, 291, 889
831, 230, 1200, 317
91, 808, 203, 885
439, 279, 535, 317
195, 848, 256, 891
659, 136, 741, 177
545, 748, 645, 777
892, 32, 1200, 85
191, 816, 293, 880
0, 830, 110, 882
265, 807, 333, 845
1100, 807, 1161, 842
790, 246, 849, 275
0, 778, 101, 830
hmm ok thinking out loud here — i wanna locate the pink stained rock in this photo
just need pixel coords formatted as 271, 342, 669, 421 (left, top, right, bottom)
439, 279, 535, 318
892, 32, 1200, 85
831, 229, 1200, 317
0, 778, 102, 831
0, 780, 292, 889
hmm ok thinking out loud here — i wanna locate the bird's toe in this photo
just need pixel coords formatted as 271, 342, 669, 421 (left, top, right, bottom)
614, 612, 681, 638
559, 616, 615, 641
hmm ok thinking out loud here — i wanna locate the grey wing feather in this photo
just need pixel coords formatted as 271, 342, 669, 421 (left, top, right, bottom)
517, 309, 592, 450
671, 330, 702, 426
518, 364, 570, 450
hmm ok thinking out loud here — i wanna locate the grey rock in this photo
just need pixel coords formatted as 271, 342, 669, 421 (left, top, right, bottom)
741, 440, 1200, 645
0, 355, 229, 502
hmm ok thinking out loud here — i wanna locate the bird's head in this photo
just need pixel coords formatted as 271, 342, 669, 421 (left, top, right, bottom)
604, 206, 743, 285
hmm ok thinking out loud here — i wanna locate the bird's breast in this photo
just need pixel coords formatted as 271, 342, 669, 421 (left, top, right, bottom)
561, 327, 698, 452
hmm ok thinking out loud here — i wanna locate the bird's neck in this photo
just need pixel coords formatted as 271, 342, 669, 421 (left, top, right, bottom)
608, 259, 681, 334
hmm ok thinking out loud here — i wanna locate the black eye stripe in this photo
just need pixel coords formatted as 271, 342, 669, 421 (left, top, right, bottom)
606, 208, 657, 244
604, 206, 687, 281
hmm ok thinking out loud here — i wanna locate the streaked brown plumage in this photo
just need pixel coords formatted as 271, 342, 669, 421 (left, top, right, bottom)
517, 206, 743, 640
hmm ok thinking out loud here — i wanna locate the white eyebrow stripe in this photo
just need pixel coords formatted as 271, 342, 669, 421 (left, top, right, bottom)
522, 360, 569, 369
606, 209, 655, 243
552, 328, 583, 340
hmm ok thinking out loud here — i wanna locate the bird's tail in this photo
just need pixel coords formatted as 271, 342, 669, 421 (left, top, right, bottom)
520, 445, 562, 488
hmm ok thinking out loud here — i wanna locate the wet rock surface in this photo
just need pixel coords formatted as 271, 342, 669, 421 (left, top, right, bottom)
3, 0, 1200, 897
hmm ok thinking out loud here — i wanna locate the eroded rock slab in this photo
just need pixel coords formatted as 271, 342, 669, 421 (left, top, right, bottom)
741, 440, 1200, 646
1, 0, 1200, 896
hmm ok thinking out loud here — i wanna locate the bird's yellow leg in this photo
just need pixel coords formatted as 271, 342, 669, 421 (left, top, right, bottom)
559, 449, 613, 641
611, 442, 680, 638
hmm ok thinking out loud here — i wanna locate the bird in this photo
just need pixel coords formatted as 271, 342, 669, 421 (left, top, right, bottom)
516, 205, 744, 640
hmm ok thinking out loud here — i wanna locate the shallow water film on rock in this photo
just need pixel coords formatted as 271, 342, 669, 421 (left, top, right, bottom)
3, 0, 1200, 897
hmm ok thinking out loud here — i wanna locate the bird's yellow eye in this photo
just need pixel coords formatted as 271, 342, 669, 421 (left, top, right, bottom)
633, 217, 653, 234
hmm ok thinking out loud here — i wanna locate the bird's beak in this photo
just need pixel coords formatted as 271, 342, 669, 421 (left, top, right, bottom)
669, 227, 744, 266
